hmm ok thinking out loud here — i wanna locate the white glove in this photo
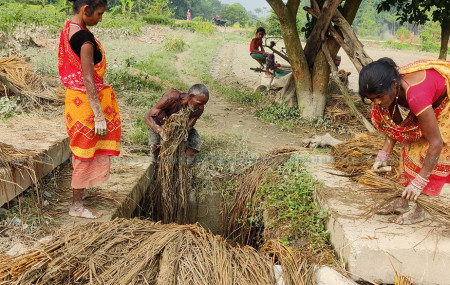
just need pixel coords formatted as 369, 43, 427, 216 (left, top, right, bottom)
94, 116, 107, 138
402, 174, 429, 201
372, 150, 391, 172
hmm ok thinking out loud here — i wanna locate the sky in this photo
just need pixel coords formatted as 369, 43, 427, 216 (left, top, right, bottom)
219, 0, 271, 13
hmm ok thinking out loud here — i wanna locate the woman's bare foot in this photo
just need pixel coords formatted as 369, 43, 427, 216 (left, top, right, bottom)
376, 198, 409, 215
82, 189, 101, 200
394, 204, 425, 225
69, 205, 102, 219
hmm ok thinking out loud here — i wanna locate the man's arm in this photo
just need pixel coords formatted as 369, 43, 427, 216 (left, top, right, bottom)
143, 90, 177, 134
188, 109, 204, 130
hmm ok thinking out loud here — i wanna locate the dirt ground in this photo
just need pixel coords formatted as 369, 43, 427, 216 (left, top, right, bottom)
211, 39, 437, 93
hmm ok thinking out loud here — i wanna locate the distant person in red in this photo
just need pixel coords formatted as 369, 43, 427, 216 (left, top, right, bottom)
409, 32, 414, 44
187, 9, 191, 22
215, 15, 219, 19
250, 27, 273, 78
400, 34, 405, 42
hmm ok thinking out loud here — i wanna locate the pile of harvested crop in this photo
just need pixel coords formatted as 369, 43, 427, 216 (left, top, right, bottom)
0, 218, 315, 285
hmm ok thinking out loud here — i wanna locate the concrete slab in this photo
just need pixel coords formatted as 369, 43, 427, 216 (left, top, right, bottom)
0, 116, 70, 207
46, 156, 154, 226
308, 154, 450, 285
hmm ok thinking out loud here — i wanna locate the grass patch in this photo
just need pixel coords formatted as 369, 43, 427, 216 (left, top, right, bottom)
175, 21, 214, 34
106, 69, 164, 92
129, 116, 149, 146
259, 154, 330, 252
143, 14, 175, 26
183, 34, 262, 106
164, 35, 187, 52
255, 102, 302, 130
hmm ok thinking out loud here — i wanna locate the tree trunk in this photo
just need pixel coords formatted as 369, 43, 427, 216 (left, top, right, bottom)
304, 0, 343, 67
439, 22, 450, 60
310, 51, 329, 118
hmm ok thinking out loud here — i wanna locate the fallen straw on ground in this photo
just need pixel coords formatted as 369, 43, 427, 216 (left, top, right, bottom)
359, 171, 450, 225
332, 132, 401, 177
0, 142, 39, 206
0, 218, 315, 285
154, 107, 191, 224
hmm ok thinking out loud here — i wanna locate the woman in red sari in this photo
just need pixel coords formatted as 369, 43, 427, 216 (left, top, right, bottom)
359, 58, 450, 224
58, 0, 121, 218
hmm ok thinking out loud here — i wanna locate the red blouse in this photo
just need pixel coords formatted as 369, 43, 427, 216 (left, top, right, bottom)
250, 37, 262, 53
406, 69, 446, 115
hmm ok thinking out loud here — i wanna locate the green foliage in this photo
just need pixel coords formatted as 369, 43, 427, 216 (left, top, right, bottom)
192, 16, 204, 22
420, 22, 441, 52
96, 13, 145, 34
259, 154, 330, 251
164, 35, 187, 52
105, 69, 163, 92
0, 96, 18, 119
148, 0, 174, 17
256, 102, 302, 130
174, 21, 214, 34
129, 116, 148, 145
356, 19, 379, 38
221, 3, 249, 26
395, 26, 410, 39
143, 14, 175, 26
0, 3, 67, 33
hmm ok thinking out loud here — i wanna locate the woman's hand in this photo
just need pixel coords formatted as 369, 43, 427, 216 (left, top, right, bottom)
94, 116, 107, 137
402, 174, 429, 201
372, 150, 391, 172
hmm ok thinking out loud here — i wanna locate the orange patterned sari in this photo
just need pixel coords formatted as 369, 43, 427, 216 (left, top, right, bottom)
58, 20, 121, 161
371, 59, 450, 196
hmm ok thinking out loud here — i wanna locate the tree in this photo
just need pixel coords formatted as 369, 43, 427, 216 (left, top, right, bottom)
377, 0, 450, 59
265, 0, 363, 119
221, 3, 250, 26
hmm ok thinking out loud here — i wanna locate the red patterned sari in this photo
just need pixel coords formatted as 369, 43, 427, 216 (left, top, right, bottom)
371, 59, 450, 196
58, 20, 121, 188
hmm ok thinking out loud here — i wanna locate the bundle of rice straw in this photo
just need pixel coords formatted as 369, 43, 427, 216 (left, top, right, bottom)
332, 132, 401, 176
0, 56, 64, 104
0, 218, 315, 285
222, 146, 302, 247
0, 142, 39, 206
359, 171, 450, 225
154, 107, 191, 224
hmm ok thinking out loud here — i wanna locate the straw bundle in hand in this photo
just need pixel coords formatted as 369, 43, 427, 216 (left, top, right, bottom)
332, 132, 401, 176
154, 107, 191, 224
359, 171, 450, 225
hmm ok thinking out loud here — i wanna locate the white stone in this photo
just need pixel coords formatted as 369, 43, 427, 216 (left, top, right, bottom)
316, 266, 357, 285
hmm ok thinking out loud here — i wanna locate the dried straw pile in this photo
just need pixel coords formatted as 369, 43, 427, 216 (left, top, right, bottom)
0, 57, 64, 105
359, 171, 450, 225
223, 146, 302, 247
0, 218, 315, 285
332, 132, 401, 176
154, 107, 191, 224
0, 142, 38, 205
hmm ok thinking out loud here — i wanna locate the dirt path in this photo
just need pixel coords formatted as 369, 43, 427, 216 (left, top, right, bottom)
212, 41, 437, 92
176, 50, 304, 154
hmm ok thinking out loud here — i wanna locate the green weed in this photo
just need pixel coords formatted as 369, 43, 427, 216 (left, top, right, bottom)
164, 35, 187, 52
175, 21, 214, 34
106, 69, 163, 92
143, 14, 175, 26
255, 102, 302, 130
0, 96, 19, 119
129, 116, 149, 146
259, 154, 330, 252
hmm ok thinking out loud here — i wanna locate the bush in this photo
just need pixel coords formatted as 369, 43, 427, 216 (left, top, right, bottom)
420, 23, 441, 52
175, 21, 213, 34
192, 16, 203, 22
164, 35, 187, 52
143, 14, 174, 26
395, 26, 410, 40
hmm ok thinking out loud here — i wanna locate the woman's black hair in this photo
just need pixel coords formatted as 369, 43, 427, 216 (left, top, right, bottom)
358, 57, 401, 101
256, 27, 266, 34
68, 0, 107, 16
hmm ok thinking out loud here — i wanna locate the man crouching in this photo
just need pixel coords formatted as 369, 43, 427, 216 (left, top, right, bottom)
143, 84, 209, 165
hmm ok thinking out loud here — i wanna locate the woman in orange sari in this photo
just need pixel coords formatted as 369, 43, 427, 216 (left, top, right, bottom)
58, 0, 121, 218
359, 58, 450, 224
